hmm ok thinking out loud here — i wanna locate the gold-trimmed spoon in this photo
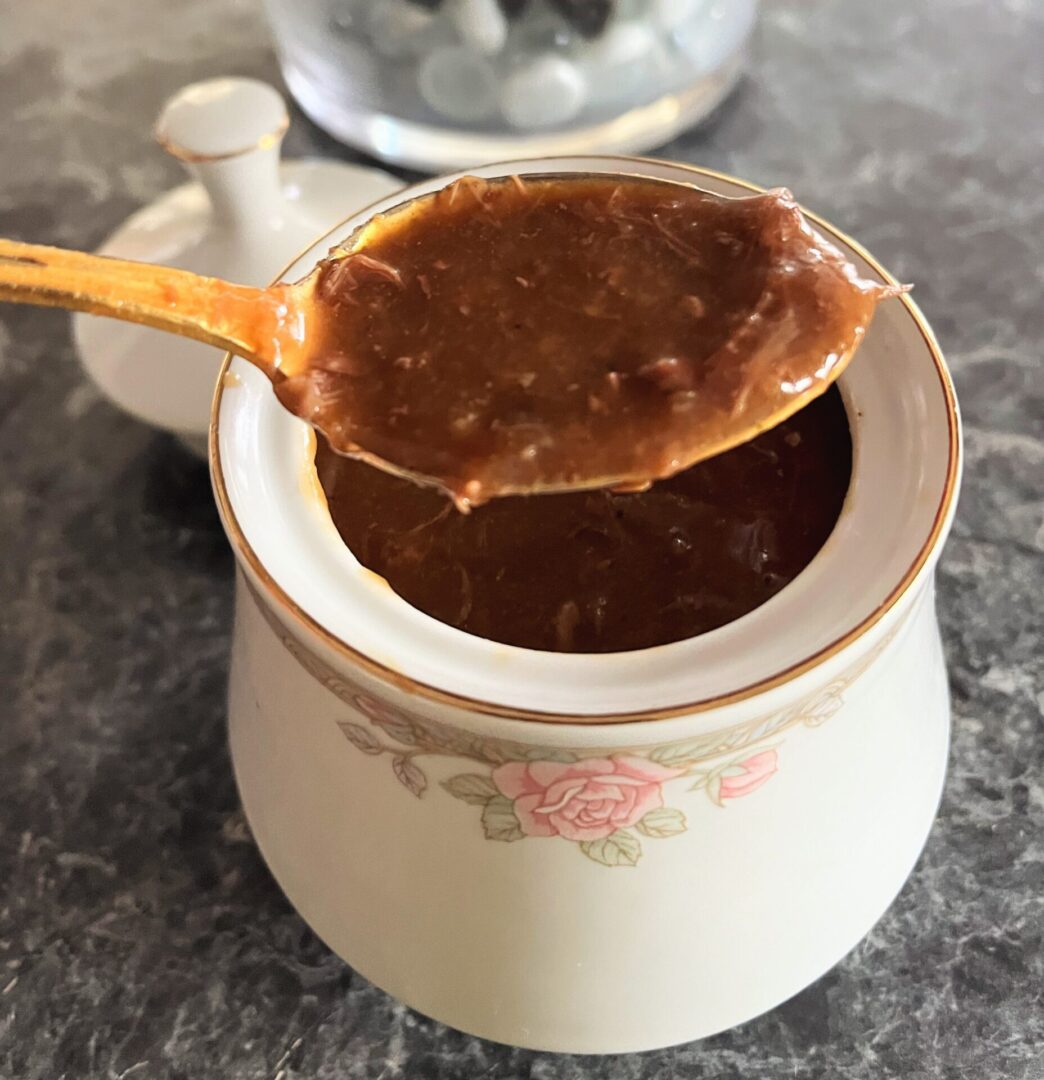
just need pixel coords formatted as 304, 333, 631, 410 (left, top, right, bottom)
0, 173, 901, 509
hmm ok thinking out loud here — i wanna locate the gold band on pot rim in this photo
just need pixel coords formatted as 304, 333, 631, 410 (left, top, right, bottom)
208, 158, 961, 726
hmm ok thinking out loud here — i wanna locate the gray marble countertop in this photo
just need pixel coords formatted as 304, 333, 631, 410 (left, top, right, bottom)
1, 1, 1041, 1077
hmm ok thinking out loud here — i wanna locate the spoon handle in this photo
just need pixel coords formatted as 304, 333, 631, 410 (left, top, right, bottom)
0, 238, 302, 378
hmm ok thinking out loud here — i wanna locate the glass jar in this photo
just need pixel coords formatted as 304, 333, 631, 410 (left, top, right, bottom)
264, 0, 758, 171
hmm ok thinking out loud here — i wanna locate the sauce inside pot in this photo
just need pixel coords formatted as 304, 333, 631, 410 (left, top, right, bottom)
315, 385, 851, 653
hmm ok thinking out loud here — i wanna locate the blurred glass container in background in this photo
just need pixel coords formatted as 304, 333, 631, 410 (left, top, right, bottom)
263, 0, 759, 171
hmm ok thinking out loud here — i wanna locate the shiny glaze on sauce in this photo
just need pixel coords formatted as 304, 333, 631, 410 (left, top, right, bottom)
280, 175, 885, 507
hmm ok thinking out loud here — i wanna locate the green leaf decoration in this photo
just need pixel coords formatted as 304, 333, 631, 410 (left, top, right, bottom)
484, 742, 538, 764
481, 796, 525, 842
370, 713, 418, 746
525, 747, 578, 764
392, 755, 426, 797
648, 738, 731, 769
579, 829, 641, 867
689, 762, 729, 802
649, 743, 698, 768
635, 807, 687, 838
417, 724, 482, 759
338, 721, 383, 755
442, 774, 499, 805
800, 687, 844, 727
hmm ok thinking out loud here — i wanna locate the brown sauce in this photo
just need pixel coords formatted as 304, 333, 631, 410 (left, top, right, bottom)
315, 386, 852, 653
279, 175, 886, 507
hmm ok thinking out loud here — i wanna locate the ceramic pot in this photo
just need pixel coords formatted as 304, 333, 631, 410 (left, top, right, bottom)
209, 158, 961, 1053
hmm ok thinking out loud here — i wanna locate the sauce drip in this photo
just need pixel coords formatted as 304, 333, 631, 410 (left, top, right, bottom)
316, 386, 852, 653
280, 174, 886, 507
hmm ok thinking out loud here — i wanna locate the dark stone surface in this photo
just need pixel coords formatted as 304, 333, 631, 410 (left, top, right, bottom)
1, 1, 1041, 1077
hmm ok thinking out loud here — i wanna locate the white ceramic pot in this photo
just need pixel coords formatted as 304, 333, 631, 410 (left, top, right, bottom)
209, 158, 961, 1053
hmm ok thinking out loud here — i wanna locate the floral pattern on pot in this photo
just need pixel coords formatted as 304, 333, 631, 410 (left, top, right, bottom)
247, 582, 899, 866
492, 756, 685, 841
341, 688, 788, 866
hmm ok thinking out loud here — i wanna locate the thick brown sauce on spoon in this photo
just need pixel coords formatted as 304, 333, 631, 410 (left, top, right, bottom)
316, 386, 852, 653
281, 174, 887, 507
0, 175, 889, 514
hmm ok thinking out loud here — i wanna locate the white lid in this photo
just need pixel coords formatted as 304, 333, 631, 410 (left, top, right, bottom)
75, 77, 402, 446
155, 77, 288, 161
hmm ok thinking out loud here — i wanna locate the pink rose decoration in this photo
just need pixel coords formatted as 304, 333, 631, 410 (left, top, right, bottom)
492, 755, 683, 841
718, 749, 778, 799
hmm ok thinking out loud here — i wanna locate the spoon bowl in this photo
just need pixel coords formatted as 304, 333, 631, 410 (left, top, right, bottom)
0, 172, 899, 506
